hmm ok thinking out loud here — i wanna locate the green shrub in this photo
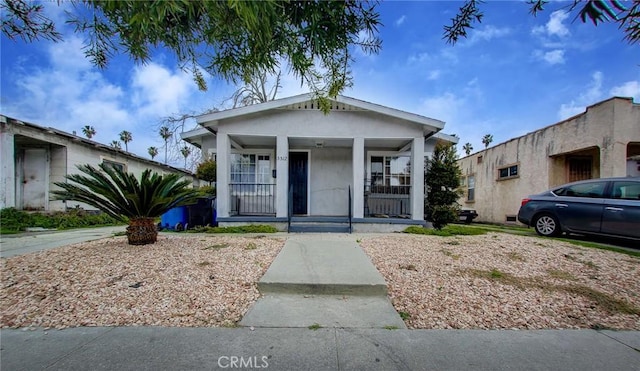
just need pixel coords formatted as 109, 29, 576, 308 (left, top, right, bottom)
404, 225, 487, 236
197, 185, 216, 196
0, 207, 122, 233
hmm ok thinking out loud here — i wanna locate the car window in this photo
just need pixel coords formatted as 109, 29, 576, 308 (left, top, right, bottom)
610, 181, 640, 200
554, 182, 607, 198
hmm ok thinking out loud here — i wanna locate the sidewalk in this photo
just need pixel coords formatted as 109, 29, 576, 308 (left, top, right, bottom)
2, 327, 639, 370
0, 226, 126, 258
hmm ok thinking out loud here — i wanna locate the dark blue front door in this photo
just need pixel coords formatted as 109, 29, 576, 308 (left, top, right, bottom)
289, 152, 308, 215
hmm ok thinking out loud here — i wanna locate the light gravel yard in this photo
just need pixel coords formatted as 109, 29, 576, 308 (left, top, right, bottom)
1, 232, 638, 330
360, 233, 640, 330
1, 234, 285, 329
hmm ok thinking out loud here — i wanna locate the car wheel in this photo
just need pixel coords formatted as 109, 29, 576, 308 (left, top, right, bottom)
534, 213, 561, 237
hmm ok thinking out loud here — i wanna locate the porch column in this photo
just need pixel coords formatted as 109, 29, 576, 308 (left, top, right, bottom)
0, 128, 15, 209
352, 137, 364, 218
411, 137, 425, 221
276, 135, 289, 218
216, 133, 230, 218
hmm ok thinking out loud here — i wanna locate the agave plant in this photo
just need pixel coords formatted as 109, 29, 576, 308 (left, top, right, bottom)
52, 163, 200, 245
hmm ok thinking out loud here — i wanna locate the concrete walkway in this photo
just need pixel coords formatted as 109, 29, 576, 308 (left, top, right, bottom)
0, 226, 126, 258
240, 236, 406, 329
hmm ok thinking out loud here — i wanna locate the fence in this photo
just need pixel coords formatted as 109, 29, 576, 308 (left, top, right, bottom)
229, 183, 276, 215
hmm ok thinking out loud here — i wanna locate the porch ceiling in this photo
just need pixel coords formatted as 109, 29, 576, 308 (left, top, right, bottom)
228, 135, 413, 151
229, 135, 276, 148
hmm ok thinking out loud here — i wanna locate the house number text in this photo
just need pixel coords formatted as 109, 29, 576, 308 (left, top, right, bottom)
277, 156, 288, 161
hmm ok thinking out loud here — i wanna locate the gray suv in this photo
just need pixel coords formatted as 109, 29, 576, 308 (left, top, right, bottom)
517, 177, 640, 241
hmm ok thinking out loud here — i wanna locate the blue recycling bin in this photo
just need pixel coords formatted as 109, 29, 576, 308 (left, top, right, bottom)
160, 206, 188, 231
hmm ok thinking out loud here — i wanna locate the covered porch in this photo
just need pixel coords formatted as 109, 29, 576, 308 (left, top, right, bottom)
181, 94, 454, 232
214, 133, 426, 231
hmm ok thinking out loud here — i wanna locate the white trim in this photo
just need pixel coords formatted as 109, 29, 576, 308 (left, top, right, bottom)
431, 132, 459, 144
288, 149, 311, 216
181, 127, 210, 140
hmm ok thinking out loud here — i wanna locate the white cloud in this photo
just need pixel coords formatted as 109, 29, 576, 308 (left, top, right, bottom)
427, 70, 441, 80
532, 10, 570, 38
534, 49, 566, 65
467, 25, 511, 44
558, 71, 604, 119
407, 52, 431, 64
610, 81, 640, 100
2, 35, 214, 164
131, 63, 196, 117
11, 36, 131, 131
395, 15, 406, 27
419, 92, 464, 126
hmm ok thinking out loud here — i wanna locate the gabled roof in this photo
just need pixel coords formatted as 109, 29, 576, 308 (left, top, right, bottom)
195, 93, 445, 133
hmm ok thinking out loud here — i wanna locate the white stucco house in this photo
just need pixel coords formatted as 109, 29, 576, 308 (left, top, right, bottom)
0, 115, 198, 212
182, 94, 456, 232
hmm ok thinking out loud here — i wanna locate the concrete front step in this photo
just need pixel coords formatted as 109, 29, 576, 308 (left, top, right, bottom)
288, 224, 351, 233
239, 294, 407, 329
258, 239, 387, 296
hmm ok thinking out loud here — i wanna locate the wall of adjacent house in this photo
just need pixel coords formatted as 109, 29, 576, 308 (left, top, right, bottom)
308, 147, 353, 215
1, 118, 197, 212
456, 97, 639, 224
0, 127, 16, 209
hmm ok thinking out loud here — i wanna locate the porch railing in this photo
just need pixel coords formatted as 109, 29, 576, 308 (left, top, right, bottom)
229, 183, 276, 216
348, 185, 352, 233
364, 181, 411, 218
287, 185, 293, 232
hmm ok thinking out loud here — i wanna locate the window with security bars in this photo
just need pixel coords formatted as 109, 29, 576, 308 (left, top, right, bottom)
370, 156, 411, 194
230, 154, 271, 193
567, 157, 592, 182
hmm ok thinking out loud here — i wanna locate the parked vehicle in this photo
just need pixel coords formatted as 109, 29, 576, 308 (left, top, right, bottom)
458, 208, 479, 224
517, 177, 640, 241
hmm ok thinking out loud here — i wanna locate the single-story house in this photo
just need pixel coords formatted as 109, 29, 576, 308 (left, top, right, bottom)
0, 115, 197, 212
456, 96, 640, 224
182, 93, 456, 232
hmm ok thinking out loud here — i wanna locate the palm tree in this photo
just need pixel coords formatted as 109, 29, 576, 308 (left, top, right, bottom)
82, 125, 96, 139
482, 134, 493, 148
51, 163, 199, 245
180, 146, 192, 168
148, 146, 159, 160
119, 130, 133, 152
159, 126, 172, 164
463, 142, 473, 155
110, 140, 122, 150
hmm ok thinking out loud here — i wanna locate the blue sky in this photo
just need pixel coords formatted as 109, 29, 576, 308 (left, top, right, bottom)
1, 1, 639, 167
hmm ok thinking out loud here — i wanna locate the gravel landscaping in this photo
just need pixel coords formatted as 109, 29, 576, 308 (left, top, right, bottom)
2, 232, 638, 330
1, 234, 284, 329
360, 233, 640, 330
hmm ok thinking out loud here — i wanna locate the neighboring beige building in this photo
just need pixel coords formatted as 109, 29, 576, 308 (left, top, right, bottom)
457, 97, 640, 224
0, 115, 197, 212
